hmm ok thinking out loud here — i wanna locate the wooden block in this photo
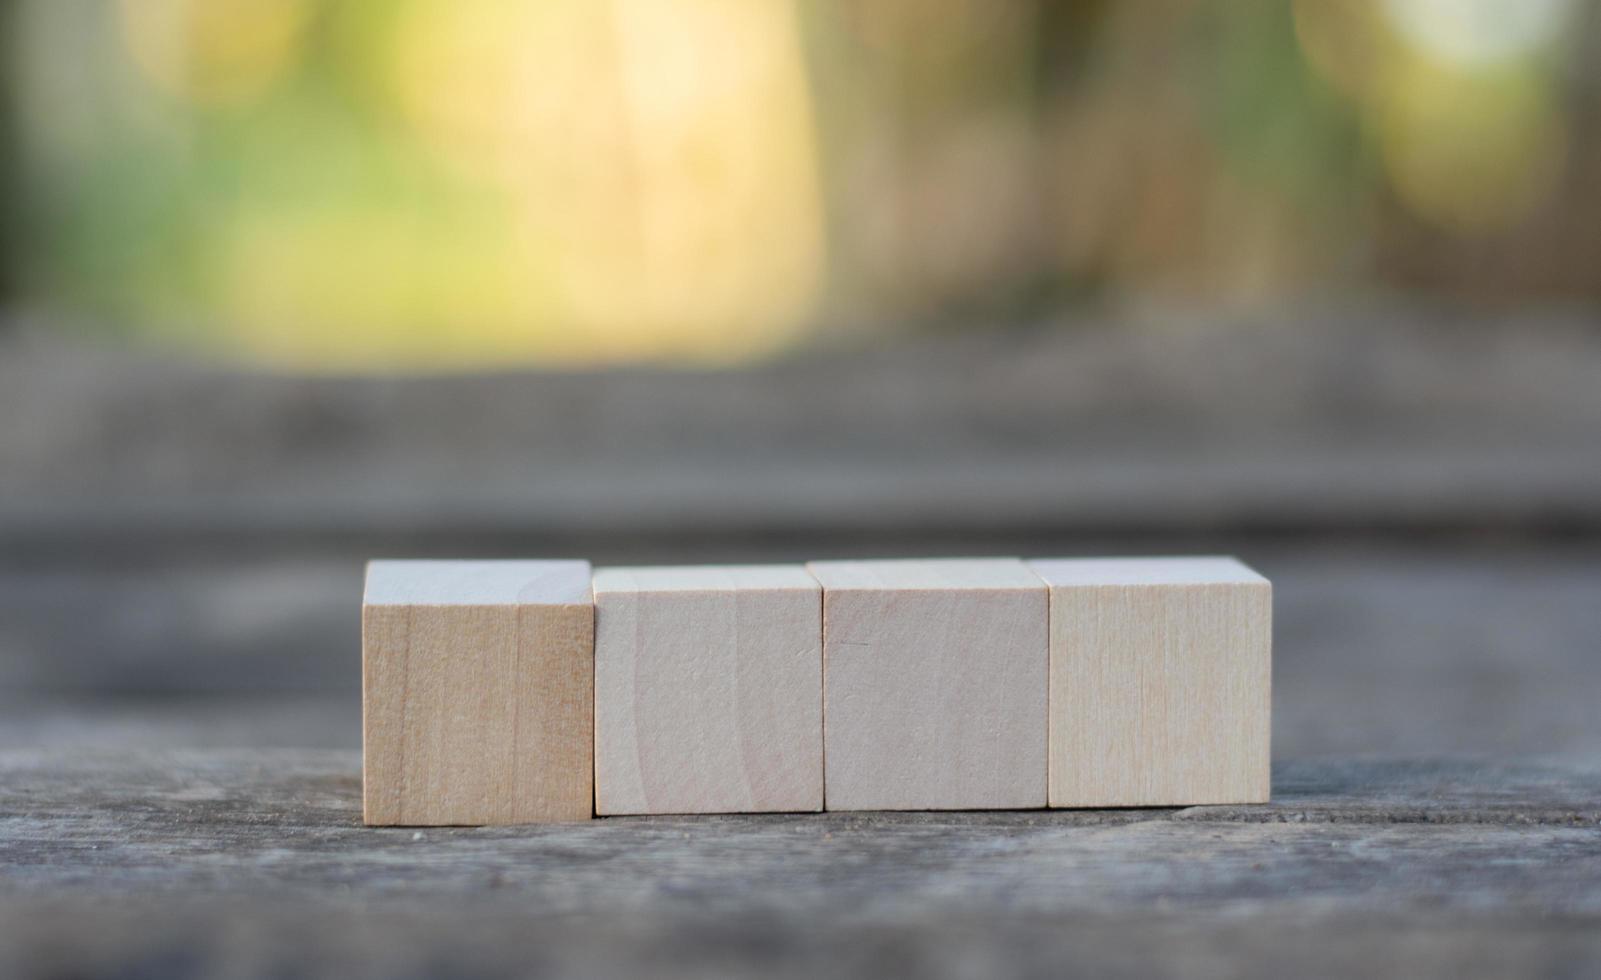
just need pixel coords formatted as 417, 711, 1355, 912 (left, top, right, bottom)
1028, 556, 1271, 808
593, 565, 822, 814
806, 558, 1047, 810
362, 560, 594, 825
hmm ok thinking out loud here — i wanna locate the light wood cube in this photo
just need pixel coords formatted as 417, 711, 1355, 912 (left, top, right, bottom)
806, 558, 1048, 810
593, 565, 823, 814
362, 560, 594, 825
1028, 556, 1271, 808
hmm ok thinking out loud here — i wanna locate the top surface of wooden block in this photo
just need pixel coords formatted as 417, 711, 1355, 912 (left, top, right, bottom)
364, 560, 592, 606
1028, 556, 1267, 588
805, 557, 1041, 592
593, 565, 819, 594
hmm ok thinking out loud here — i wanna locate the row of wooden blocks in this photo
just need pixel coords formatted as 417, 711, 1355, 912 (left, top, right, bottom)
362, 557, 1271, 825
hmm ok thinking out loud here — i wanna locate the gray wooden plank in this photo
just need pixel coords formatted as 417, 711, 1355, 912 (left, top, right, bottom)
3, 751, 1599, 893
1, 897, 1596, 980
4, 309, 1601, 553
1, 750, 1598, 979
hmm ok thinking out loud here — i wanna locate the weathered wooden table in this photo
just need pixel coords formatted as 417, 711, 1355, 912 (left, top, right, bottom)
4, 751, 1600, 980
3, 309, 1600, 977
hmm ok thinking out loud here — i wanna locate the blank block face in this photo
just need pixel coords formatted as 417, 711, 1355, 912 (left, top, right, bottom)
808, 558, 1048, 811
362, 560, 594, 826
593, 565, 823, 814
1029, 557, 1271, 808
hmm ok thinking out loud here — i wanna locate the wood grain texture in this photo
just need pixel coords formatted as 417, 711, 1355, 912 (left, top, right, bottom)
807, 558, 1047, 810
593, 565, 822, 814
1029, 556, 1271, 808
9, 750, 1601, 980
362, 560, 593, 825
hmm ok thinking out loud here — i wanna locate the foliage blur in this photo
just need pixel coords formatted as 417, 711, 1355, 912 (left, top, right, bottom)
7, 0, 1600, 369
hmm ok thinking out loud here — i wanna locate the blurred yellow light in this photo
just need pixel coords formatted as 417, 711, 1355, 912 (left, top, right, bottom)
1377, 61, 1565, 233
220, 203, 583, 369
1381, 0, 1575, 67
118, 0, 310, 106
383, 0, 825, 366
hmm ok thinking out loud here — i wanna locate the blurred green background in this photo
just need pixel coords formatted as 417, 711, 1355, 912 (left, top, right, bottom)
6, 0, 1598, 369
